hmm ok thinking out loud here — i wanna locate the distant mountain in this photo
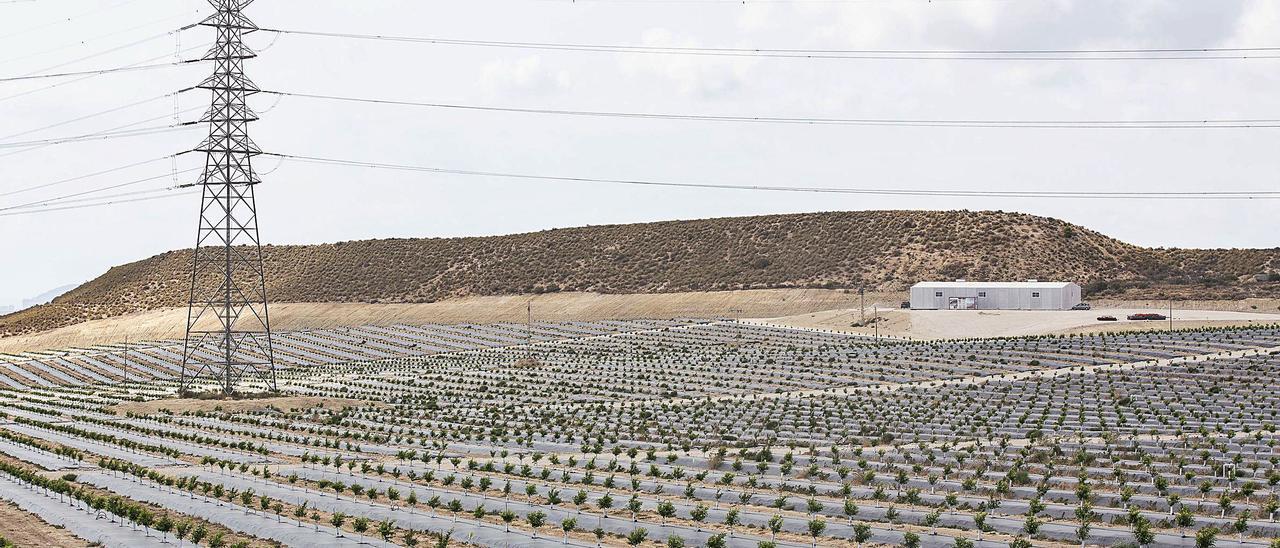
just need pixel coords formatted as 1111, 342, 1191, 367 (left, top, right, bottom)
1, 210, 1276, 337
18, 284, 78, 311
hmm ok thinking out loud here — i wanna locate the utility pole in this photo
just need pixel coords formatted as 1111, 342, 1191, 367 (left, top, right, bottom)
180, 0, 276, 396
859, 287, 865, 325
1169, 299, 1174, 332
874, 304, 880, 344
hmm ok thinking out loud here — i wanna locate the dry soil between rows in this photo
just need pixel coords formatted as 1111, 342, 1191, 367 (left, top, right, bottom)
0, 500, 88, 547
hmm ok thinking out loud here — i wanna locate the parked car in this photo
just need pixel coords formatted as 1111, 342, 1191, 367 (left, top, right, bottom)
1072, 303, 1092, 310
1127, 313, 1168, 321
900, 301, 911, 309
1097, 315, 1118, 322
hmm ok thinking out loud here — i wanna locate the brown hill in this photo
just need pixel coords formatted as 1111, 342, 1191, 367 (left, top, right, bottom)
2, 210, 1277, 338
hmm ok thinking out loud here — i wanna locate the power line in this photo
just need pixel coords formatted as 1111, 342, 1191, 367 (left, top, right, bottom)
0, 59, 203, 84
2, 15, 198, 70
524, 0, 1031, 3
263, 89, 1280, 129
0, 42, 210, 105
0, 190, 194, 218
0, 89, 191, 142
2, 187, 186, 212
0, 123, 198, 151
263, 152, 1280, 200
259, 28, 1280, 61
0, 154, 187, 198
1, 10, 197, 65
0, 169, 198, 213
17, 25, 199, 78
0, 104, 204, 158
0, 0, 142, 42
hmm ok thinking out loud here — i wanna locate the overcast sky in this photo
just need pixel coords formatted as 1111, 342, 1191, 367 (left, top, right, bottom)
0, 0, 1277, 305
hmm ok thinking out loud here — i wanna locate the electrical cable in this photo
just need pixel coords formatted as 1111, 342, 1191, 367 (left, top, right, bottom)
0, 0, 142, 42
0, 153, 189, 197
263, 152, 1280, 200
0, 59, 204, 84
258, 28, 1280, 61
17, 25, 200, 78
3, 187, 187, 211
521, 0, 1064, 3
0, 169, 199, 213
0, 105, 204, 158
0, 89, 193, 142
262, 90, 1280, 129
0, 124, 198, 151
0, 190, 195, 218
0, 13, 199, 68
0, 42, 210, 105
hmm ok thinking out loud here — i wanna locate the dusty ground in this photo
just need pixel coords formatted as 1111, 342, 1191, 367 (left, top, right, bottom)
111, 396, 371, 416
750, 306, 1280, 340
1091, 297, 1280, 313
0, 500, 87, 547
3, 291, 1278, 353
0, 289, 897, 353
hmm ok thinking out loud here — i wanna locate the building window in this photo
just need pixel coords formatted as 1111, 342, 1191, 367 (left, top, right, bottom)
978, 292, 987, 298
1032, 292, 1041, 298
935, 291, 943, 297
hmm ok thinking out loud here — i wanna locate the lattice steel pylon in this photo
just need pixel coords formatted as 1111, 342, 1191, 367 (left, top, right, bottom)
180, 0, 276, 396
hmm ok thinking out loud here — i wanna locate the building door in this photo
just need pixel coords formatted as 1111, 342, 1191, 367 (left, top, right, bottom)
948, 297, 976, 310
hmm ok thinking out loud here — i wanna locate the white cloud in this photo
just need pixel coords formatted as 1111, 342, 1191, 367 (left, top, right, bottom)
1228, 1, 1280, 46
479, 55, 572, 98
736, 3, 775, 33
618, 28, 756, 99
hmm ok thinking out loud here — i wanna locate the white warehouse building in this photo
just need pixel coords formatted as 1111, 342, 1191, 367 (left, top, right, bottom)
910, 280, 1082, 310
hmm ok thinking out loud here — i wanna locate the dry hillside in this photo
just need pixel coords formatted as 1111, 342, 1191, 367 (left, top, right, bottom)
2, 210, 1277, 337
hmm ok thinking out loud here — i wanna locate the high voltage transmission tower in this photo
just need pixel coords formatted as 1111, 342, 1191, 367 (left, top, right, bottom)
180, 0, 276, 396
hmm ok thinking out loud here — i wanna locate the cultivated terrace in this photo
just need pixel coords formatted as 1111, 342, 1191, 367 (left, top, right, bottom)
0, 318, 1278, 547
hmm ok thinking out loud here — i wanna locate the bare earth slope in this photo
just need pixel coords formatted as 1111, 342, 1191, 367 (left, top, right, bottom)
3, 210, 1277, 338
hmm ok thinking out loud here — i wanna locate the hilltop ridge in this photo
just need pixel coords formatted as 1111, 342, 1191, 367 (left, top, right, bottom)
2, 210, 1276, 338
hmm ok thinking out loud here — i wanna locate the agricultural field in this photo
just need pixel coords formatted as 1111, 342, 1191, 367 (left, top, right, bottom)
0, 319, 1279, 547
